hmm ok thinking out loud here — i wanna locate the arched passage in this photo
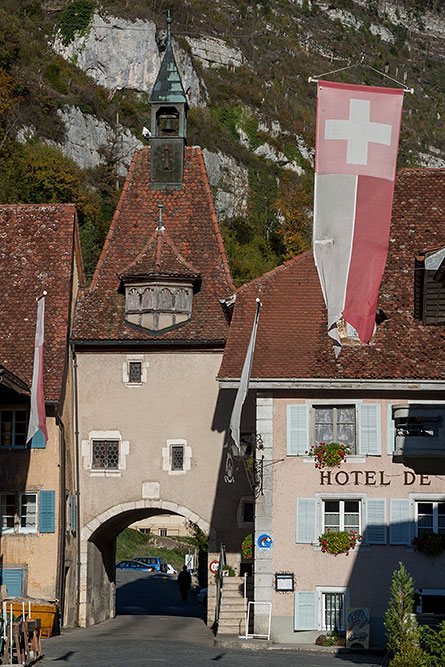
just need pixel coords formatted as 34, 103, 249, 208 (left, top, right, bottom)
78, 499, 214, 627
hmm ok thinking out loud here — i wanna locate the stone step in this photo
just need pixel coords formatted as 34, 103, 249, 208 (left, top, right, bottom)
220, 599, 247, 609
218, 621, 246, 635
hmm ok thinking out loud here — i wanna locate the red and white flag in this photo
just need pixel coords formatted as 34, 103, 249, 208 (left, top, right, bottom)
313, 81, 404, 353
26, 294, 48, 444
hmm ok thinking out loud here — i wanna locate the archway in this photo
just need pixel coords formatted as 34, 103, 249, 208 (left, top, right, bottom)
78, 499, 213, 626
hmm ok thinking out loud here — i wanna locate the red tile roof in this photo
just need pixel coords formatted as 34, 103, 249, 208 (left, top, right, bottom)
72, 146, 234, 343
219, 169, 445, 380
0, 204, 81, 400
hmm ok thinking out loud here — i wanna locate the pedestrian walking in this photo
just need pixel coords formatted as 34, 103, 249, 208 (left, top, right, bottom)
177, 565, 192, 602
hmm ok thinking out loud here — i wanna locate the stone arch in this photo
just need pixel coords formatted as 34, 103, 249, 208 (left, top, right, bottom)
78, 498, 214, 627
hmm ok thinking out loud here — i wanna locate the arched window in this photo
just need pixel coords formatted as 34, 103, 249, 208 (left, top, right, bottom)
176, 289, 189, 311
141, 287, 155, 310
127, 288, 140, 311
159, 288, 173, 310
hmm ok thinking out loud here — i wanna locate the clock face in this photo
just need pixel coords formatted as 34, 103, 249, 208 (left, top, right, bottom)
151, 138, 183, 184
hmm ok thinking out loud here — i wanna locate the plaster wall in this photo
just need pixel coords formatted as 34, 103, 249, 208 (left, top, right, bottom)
267, 395, 445, 646
1, 417, 60, 600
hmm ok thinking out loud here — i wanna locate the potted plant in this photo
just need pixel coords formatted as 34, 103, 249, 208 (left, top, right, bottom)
319, 528, 362, 555
241, 533, 253, 560
413, 532, 445, 556
307, 442, 351, 469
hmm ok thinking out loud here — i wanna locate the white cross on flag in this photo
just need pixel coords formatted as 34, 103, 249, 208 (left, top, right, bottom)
313, 81, 404, 353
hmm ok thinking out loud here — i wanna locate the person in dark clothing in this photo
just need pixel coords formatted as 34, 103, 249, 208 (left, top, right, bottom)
177, 565, 192, 602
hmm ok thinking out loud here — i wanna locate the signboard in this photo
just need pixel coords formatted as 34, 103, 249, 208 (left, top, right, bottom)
275, 573, 294, 591
209, 560, 219, 574
185, 554, 194, 571
346, 607, 370, 649
257, 534, 273, 550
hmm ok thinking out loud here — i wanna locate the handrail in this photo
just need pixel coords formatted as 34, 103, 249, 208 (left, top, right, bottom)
214, 543, 226, 629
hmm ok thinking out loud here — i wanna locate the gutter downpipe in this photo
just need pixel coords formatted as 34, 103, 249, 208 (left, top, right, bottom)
71, 344, 82, 626
55, 412, 66, 628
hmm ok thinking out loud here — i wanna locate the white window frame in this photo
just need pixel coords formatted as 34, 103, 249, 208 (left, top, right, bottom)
315, 493, 365, 549
19, 493, 38, 534
316, 586, 349, 632
0, 408, 28, 448
411, 495, 445, 536
122, 355, 149, 386
82, 431, 129, 477
322, 498, 362, 534
312, 404, 357, 454
162, 439, 191, 475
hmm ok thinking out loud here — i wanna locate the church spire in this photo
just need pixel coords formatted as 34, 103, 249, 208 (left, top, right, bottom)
149, 12, 188, 190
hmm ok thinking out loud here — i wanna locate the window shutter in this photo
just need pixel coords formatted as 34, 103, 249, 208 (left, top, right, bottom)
39, 490, 55, 533
294, 591, 318, 631
296, 498, 317, 544
387, 405, 395, 455
70, 495, 76, 533
1, 569, 23, 598
30, 429, 46, 449
366, 498, 387, 544
358, 404, 381, 455
389, 499, 411, 545
287, 405, 309, 455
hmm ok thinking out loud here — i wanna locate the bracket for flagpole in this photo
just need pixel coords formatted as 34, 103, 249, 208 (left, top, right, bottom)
308, 55, 414, 93
36, 291, 47, 301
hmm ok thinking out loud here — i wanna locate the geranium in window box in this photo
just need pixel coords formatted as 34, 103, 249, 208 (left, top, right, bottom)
307, 442, 351, 469
319, 528, 362, 555
241, 533, 253, 560
413, 532, 445, 556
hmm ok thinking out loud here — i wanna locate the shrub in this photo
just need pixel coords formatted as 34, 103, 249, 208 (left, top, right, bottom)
307, 442, 351, 469
59, 0, 96, 46
385, 563, 421, 658
413, 532, 445, 556
241, 533, 253, 560
319, 529, 361, 555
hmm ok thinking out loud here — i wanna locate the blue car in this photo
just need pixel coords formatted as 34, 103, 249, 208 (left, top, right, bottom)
131, 557, 167, 573
116, 560, 153, 571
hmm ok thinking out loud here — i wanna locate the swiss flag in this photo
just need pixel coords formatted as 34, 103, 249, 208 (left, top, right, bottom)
313, 81, 404, 352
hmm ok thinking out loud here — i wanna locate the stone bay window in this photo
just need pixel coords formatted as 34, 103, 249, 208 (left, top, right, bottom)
124, 280, 194, 333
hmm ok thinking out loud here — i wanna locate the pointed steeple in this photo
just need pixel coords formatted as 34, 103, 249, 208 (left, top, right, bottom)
149, 12, 188, 190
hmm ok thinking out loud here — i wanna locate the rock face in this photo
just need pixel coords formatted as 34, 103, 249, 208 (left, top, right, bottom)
185, 36, 244, 69
202, 149, 249, 219
17, 106, 143, 176
52, 13, 206, 107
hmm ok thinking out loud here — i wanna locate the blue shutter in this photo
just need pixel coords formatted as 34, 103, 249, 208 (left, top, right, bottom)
296, 498, 317, 544
30, 429, 46, 449
294, 591, 318, 630
366, 498, 387, 544
70, 495, 76, 533
358, 404, 381, 455
1, 569, 23, 598
387, 405, 395, 455
389, 499, 411, 545
39, 490, 55, 533
287, 405, 309, 455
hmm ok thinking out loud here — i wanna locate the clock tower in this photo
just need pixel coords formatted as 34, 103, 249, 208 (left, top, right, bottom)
149, 13, 188, 190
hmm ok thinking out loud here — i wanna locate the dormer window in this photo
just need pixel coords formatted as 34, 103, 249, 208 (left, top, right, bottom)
414, 246, 445, 325
124, 281, 193, 333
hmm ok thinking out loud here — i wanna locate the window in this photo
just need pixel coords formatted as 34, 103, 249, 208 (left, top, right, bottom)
124, 282, 194, 333
128, 362, 142, 384
416, 502, 445, 536
323, 592, 345, 631
315, 406, 356, 453
414, 246, 445, 325
162, 439, 191, 474
171, 445, 184, 471
323, 499, 361, 534
92, 440, 119, 469
0, 409, 27, 447
159, 529, 167, 537
243, 502, 254, 523
1, 493, 38, 534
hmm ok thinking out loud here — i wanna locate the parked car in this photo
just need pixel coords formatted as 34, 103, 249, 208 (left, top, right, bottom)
166, 563, 178, 575
116, 560, 153, 571
197, 588, 208, 604
131, 557, 167, 573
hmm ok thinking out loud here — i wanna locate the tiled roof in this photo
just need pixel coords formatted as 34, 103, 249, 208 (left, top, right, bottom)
120, 227, 199, 280
72, 146, 234, 343
219, 169, 445, 380
0, 204, 81, 400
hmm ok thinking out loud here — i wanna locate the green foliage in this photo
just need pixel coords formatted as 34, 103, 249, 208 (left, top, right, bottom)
241, 533, 253, 560
421, 622, 445, 666
116, 528, 189, 570
59, 0, 96, 46
385, 563, 421, 658
308, 442, 351, 469
45, 58, 71, 95
186, 522, 208, 554
413, 532, 445, 556
319, 529, 361, 555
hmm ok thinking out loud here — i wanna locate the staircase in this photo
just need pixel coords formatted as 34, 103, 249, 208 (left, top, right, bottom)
217, 576, 253, 636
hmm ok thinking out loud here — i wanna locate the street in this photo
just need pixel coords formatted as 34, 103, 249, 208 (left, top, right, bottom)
41, 572, 384, 666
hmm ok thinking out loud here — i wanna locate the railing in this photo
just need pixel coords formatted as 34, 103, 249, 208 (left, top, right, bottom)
214, 542, 226, 630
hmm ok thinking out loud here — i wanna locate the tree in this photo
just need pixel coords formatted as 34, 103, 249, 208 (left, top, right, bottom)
271, 172, 312, 260
384, 563, 429, 666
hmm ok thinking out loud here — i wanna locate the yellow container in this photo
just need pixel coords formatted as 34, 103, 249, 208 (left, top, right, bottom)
9, 602, 57, 638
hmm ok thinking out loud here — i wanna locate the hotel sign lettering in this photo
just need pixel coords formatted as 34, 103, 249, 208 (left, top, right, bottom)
320, 470, 431, 486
